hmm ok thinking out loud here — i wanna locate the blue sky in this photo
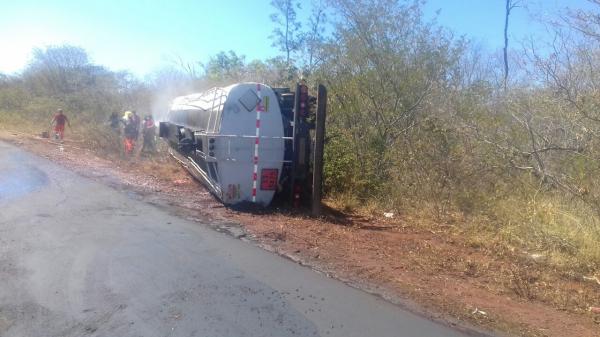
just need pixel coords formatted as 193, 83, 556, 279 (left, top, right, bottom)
0, 0, 594, 77
425, 0, 594, 48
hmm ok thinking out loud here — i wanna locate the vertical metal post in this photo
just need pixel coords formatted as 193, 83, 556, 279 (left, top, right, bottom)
292, 83, 300, 152
289, 83, 301, 204
311, 84, 327, 216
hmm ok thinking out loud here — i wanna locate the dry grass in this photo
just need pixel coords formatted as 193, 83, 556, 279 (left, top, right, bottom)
493, 195, 600, 273
328, 184, 600, 314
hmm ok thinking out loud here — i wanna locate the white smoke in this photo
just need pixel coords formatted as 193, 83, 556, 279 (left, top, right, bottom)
146, 67, 210, 124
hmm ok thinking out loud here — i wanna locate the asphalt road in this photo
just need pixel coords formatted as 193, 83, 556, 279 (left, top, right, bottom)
0, 141, 471, 337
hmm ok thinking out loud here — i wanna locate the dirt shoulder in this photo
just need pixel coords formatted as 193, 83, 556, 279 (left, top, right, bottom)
2, 129, 599, 337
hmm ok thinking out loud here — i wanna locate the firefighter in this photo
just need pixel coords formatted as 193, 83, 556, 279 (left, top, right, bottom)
141, 115, 156, 154
122, 113, 137, 156
108, 112, 120, 133
131, 110, 141, 140
51, 108, 70, 141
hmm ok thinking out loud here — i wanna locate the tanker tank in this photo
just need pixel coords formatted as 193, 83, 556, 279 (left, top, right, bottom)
159, 83, 289, 206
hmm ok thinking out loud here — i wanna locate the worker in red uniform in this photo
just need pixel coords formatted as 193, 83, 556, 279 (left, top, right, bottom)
51, 109, 70, 141
141, 115, 156, 154
122, 113, 137, 156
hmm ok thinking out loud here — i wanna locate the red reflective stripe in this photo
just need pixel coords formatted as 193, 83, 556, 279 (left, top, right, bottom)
252, 83, 262, 203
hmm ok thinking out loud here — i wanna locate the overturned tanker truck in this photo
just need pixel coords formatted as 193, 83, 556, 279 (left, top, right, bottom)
159, 82, 327, 212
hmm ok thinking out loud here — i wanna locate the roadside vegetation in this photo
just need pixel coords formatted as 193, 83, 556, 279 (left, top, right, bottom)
2, 0, 600, 334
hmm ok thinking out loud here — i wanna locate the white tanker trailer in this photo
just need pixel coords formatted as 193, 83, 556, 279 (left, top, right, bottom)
159, 82, 327, 208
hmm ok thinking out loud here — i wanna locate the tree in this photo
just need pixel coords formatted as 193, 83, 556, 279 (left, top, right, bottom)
24, 45, 92, 95
246, 58, 289, 85
299, 0, 328, 76
269, 0, 302, 67
320, 0, 463, 198
563, 0, 600, 39
0, 74, 9, 85
203, 51, 247, 83
168, 54, 202, 79
503, 0, 521, 90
